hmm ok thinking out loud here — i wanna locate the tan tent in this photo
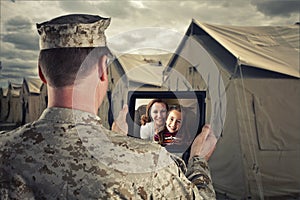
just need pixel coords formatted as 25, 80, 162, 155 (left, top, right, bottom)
21, 78, 44, 124
165, 19, 300, 199
0, 87, 9, 122
6, 82, 23, 124
101, 53, 173, 129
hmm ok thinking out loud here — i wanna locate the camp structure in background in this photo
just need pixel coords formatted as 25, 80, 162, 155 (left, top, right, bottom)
165, 19, 300, 199
99, 53, 173, 129
21, 77, 44, 124
6, 82, 23, 125
0, 87, 9, 122
0, 78, 47, 130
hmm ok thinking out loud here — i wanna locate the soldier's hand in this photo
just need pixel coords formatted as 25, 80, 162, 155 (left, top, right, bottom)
112, 104, 128, 135
189, 124, 217, 161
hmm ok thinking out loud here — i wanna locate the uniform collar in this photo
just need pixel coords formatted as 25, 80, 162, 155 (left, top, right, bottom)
38, 107, 102, 125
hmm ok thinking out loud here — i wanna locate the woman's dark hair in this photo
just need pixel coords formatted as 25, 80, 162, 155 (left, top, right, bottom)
140, 99, 169, 126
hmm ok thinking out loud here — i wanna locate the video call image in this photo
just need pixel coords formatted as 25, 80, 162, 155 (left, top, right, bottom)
127, 91, 206, 154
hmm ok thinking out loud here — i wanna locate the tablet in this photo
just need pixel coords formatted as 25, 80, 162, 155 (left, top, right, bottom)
126, 90, 206, 159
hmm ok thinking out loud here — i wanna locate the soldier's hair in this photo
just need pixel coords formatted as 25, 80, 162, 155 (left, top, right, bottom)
38, 47, 110, 87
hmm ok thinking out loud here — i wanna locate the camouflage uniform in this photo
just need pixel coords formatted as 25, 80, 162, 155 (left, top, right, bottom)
0, 107, 215, 199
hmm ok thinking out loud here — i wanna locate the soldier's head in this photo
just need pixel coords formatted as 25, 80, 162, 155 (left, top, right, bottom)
36, 14, 112, 88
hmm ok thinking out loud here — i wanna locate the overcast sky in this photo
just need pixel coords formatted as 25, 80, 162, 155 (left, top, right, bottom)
0, 0, 299, 88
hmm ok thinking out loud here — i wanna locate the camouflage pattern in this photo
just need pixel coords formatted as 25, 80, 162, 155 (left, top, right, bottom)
0, 107, 215, 199
37, 14, 110, 50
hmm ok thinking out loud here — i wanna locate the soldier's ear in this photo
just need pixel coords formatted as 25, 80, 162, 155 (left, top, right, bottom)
98, 55, 108, 82
38, 65, 47, 84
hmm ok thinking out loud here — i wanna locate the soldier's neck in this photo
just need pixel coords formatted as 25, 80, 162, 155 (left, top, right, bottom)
47, 85, 97, 115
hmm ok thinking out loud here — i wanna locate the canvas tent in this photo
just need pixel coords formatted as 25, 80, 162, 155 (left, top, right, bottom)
165, 19, 300, 199
6, 82, 23, 124
21, 78, 44, 124
0, 87, 9, 122
109, 53, 173, 91
101, 53, 173, 129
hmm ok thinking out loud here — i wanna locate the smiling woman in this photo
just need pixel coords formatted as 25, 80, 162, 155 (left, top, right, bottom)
139, 98, 169, 141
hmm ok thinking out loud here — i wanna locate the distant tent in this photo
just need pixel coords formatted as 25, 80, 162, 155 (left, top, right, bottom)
6, 82, 23, 124
21, 78, 44, 124
0, 87, 9, 122
102, 53, 173, 129
165, 19, 300, 199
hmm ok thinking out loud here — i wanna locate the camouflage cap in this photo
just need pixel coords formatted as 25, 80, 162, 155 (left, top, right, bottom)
36, 14, 111, 50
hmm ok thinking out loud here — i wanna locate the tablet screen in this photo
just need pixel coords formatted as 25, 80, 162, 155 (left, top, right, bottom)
126, 91, 206, 155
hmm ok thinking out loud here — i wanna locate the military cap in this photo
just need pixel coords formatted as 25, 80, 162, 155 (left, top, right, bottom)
36, 14, 111, 50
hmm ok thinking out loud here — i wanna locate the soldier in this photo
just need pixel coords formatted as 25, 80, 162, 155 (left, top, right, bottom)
0, 14, 217, 199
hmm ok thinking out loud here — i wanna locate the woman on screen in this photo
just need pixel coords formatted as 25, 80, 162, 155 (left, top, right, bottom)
140, 99, 168, 141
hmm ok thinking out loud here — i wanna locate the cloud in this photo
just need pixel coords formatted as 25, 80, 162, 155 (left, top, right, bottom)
0, 58, 38, 79
96, 1, 135, 18
251, 0, 300, 17
2, 32, 39, 50
1, 44, 38, 61
5, 15, 32, 32
108, 27, 181, 54
1, 57, 37, 71
0, 69, 37, 87
124, 1, 255, 29
58, 1, 136, 19
0, 76, 23, 88
0, 43, 38, 84
58, 1, 100, 14
2, 15, 39, 51
0, 0, 299, 88
0, 38, 38, 85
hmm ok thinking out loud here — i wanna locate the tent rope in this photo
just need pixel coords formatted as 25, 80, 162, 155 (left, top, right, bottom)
235, 58, 265, 199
